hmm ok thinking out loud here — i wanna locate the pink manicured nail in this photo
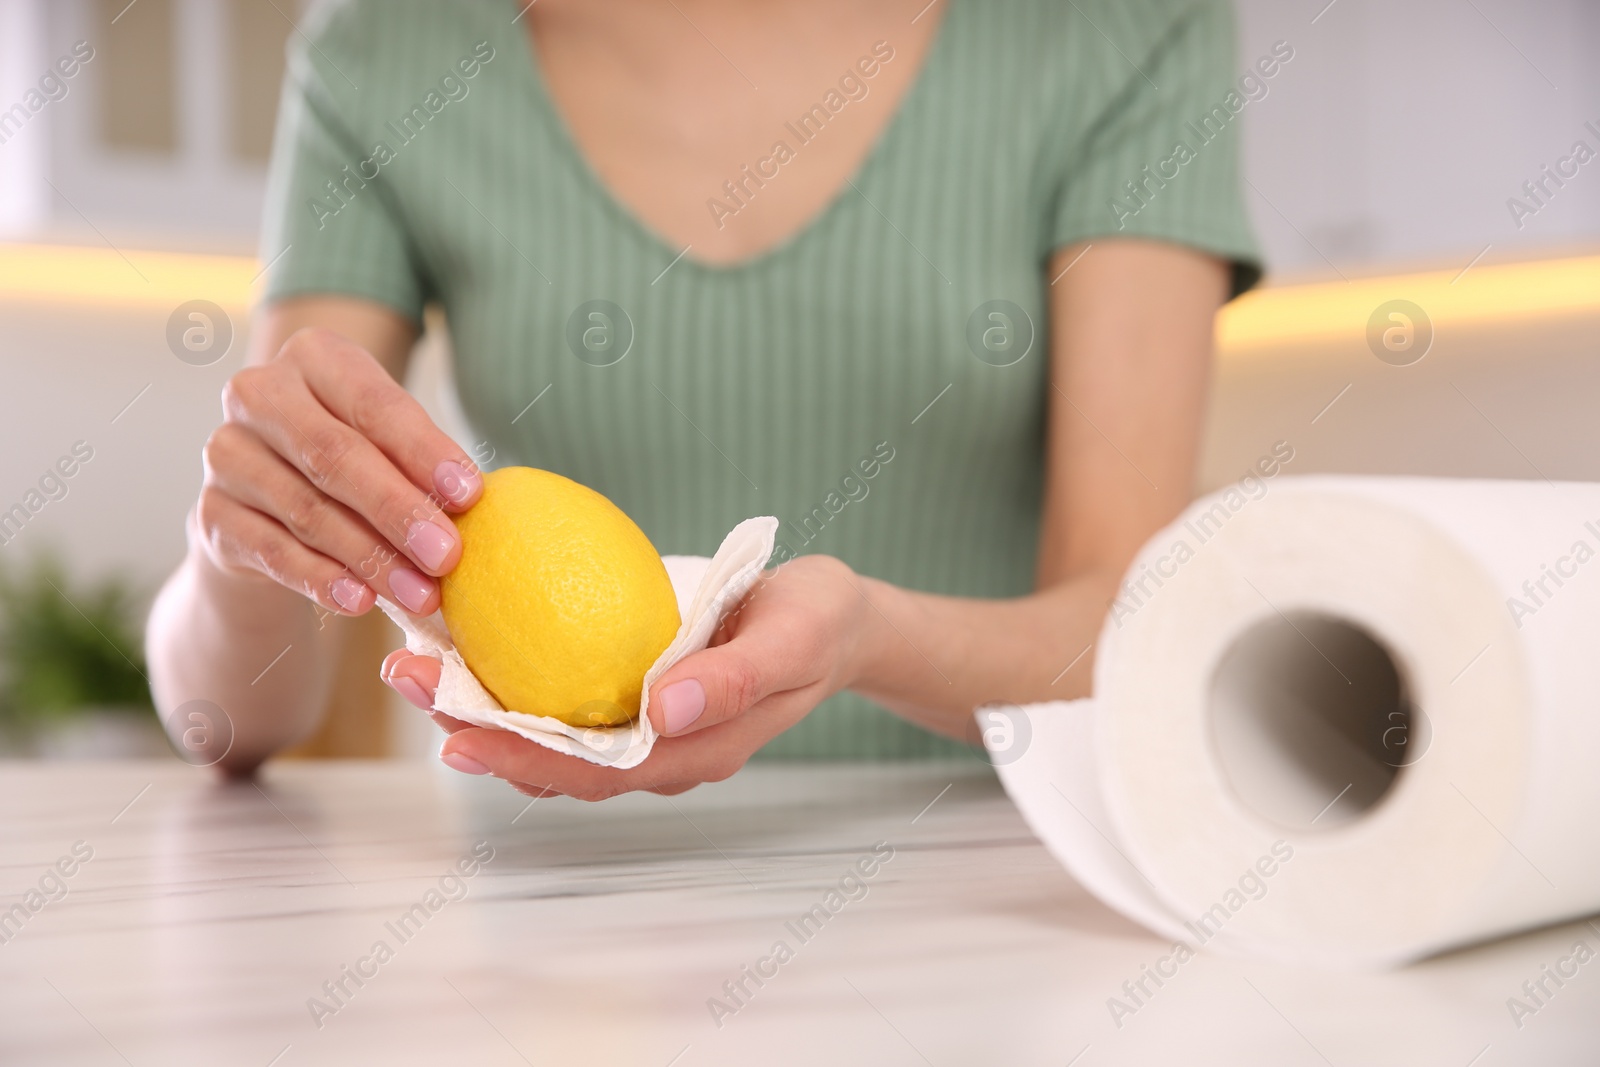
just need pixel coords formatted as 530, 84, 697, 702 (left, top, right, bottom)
389, 568, 433, 613
392, 675, 433, 711
440, 750, 490, 775
331, 577, 365, 613
434, 461, 482, 506
658, 679, 706, 734
406, 520, 454, 572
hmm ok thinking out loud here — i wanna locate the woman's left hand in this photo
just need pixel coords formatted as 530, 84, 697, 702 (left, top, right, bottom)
380, 554, 872, 800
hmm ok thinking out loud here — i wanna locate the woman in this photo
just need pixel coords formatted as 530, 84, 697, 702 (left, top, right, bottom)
146, 0, 1259, 796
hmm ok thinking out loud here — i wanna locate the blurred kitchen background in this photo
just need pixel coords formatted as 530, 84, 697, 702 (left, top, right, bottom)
1, 0, 1597, 759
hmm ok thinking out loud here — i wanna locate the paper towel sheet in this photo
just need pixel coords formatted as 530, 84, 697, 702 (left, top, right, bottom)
986, 476, 1600, 968
984, 701, 1192, 944
379, 516, 778, 770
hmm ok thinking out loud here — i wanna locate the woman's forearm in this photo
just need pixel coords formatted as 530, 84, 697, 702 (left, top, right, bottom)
145, 297, 434, 775
146, 520, 343, 775
848, 567, 1120, 740
843, 244, 1227, 741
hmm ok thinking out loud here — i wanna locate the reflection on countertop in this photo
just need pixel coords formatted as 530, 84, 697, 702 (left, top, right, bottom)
0, 760, 1595, 1066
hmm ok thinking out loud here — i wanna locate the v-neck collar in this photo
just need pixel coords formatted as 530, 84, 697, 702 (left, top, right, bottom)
501, 0, 958, 277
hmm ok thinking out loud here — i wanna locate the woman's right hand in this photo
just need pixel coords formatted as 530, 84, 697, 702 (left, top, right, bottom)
195, 326, 484, 618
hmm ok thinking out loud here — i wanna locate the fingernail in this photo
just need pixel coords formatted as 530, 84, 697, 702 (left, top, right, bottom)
658, 679, 705, 734
406, 520, 455, 572
440, 750, 490, 775
389, 568, 434, 613
331, 577, 365, 613
392, 675, 433, 711
435, 461, 482, 506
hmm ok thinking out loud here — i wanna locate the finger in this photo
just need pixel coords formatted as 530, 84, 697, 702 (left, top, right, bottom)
443, 685, 818, 798
284, 329, 485, 511
209, 423, 442, 614
224, 364, 464, 580
440, 728, 671, 801
647, 782, 700, 796
380, 648, 411, 678
439, 704, 779, 799
646, 635, 809, 738
426, 709, 475, 734
378, 654, 471, 731
196, 487, 367, 615
510, 782, 564, 800
383, 653, 441, 712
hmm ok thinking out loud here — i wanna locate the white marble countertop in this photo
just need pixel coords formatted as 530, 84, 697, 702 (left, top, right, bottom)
0, 760, 1595, 1066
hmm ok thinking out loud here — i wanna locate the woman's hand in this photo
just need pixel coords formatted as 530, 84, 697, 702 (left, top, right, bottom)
381, 554, 873, 799
195, 326, 484, 618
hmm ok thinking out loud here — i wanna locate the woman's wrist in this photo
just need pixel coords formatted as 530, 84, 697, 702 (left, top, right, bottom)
830, 563, 1129, 736
836, 568, 903, 697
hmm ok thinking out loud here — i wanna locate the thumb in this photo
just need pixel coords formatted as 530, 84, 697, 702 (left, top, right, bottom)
648, 643, 774, 737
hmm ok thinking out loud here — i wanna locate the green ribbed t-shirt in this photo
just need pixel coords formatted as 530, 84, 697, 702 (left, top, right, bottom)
262, 0, 1260, 760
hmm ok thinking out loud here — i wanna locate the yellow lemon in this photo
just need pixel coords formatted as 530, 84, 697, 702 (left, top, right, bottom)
440, 467, 680, 727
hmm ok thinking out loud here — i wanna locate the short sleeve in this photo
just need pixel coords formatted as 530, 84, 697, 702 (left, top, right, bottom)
1051, 0, 1262, 297
259, 4, 432, 322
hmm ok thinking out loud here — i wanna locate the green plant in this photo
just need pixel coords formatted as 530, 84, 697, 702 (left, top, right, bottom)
0, 553, 153, 732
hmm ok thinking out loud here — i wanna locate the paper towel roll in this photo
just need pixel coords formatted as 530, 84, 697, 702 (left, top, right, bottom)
991, 475, 1600, 968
